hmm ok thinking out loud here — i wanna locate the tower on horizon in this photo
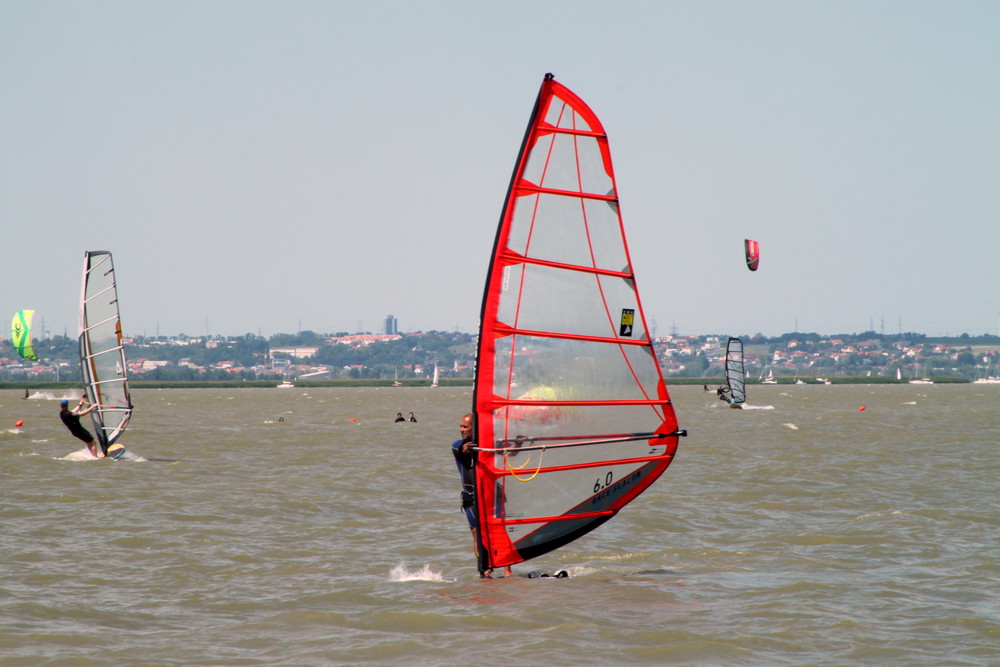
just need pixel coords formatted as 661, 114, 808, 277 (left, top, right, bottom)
385, 314, 398, 336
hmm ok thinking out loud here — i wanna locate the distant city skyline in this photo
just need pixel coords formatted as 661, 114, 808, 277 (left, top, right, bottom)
15, 314, 1000, 343
2, 4, 997, 341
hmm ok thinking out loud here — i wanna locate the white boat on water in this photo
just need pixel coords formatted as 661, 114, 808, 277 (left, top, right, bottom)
276, 380, 295, 389
759, 367, 778, 384
972, 364, 1000, 384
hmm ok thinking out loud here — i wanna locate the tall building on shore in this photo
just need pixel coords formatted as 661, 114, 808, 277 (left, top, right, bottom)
385, 314, 398, 336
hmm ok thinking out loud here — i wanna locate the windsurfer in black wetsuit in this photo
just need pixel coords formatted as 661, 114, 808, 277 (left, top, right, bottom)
59, 397, 102, 458
716, 384, 732, 403
451, 412, 512, 578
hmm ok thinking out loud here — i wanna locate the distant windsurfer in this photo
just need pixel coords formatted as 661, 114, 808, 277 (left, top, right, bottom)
716, 385, 732, 403
59, 396, 102, 458
452, 413, 512, 578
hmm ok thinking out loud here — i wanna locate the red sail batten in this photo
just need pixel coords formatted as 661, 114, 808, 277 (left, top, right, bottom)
503, 510, 616, 525
496, 453, 675, 478
491, 323, 651, 347
515, 182, 617, 202
490, 397, 670, 408
497, 249, 634, 279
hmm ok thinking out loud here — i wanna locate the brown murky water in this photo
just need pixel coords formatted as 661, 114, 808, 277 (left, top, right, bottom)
2, 384, 997, 665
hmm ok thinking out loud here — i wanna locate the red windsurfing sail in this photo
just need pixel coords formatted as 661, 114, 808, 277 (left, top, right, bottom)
471, 74, 684, 574
745, 239, 760, 271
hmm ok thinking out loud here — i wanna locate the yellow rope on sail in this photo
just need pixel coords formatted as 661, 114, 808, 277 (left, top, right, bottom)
505, 447, 545, 482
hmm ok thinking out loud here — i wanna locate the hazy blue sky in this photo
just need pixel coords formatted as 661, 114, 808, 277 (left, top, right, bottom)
2, 1, 998, 339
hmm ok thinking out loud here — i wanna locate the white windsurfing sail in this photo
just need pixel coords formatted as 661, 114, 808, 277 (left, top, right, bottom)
79, 251, 133, 453
470, 74, 685, 574
725, 337, 746, 405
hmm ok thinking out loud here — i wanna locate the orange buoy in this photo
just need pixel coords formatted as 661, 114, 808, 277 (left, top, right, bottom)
858, 406, 866, 411
15, 419, 24, 427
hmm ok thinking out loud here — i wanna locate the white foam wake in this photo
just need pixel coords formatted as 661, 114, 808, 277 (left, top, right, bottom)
389, 563, 448, 582
27, 391, 82, 401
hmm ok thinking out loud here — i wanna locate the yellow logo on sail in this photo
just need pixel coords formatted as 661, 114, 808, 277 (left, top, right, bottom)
619, 308, 634, 337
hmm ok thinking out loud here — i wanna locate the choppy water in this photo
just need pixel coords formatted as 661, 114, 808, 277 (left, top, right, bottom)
1, 384, 997, 666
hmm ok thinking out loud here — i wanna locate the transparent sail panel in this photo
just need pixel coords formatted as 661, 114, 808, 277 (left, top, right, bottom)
522, 132, 611, 196
492, 335, 659, 399
508, 193, 627, 270
542, 97, 594, 133
496, 263, 640, 339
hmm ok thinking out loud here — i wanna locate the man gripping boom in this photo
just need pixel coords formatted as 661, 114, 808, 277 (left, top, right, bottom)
60, 396, 102, 458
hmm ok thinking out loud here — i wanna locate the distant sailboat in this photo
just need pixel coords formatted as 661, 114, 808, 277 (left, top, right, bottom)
972, 364, 1000, 384
759, 366, 778, 384
430, 363, 439, 388
908, 361, 933, 384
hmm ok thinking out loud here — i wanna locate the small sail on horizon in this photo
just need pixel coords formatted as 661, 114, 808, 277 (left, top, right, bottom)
470, 74, 684, 575
79, 251, 133, 454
